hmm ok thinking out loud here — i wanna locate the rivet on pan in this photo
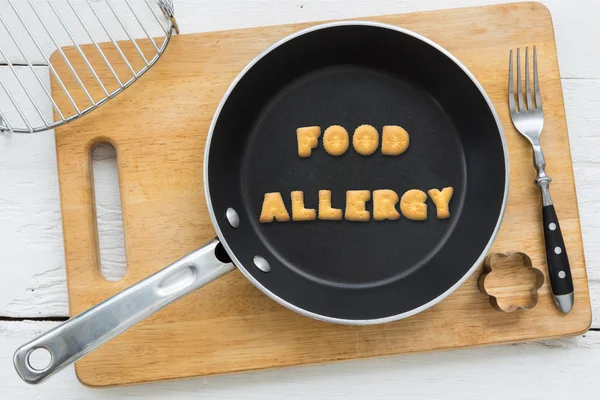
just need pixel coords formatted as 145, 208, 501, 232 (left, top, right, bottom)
226, 208, 240, 228
253, 256, 270, 273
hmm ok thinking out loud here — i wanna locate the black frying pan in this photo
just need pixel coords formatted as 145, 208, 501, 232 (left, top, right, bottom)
15, 21, 508, 384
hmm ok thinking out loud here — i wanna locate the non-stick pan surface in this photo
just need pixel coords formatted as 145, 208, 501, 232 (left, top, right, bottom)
207, 21, 508, 323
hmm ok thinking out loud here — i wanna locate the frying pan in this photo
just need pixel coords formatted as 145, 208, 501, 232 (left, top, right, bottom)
14, 21, 508, 384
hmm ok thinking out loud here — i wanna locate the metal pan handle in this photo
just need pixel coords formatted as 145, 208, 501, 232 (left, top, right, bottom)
14, 239, 235, 384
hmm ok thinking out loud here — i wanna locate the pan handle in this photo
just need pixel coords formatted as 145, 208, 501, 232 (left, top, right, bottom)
13, 239, 235, 384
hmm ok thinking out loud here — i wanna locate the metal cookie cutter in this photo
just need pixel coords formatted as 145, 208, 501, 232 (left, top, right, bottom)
479, 252, 545, 312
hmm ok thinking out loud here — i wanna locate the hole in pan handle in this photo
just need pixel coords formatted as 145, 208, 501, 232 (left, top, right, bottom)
13, 239, 235, 384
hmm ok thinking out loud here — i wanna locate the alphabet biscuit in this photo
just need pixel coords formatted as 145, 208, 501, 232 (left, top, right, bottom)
318, 190, 343, 220
428, 187, 454, 219
373, 189, 401, 220
345, 190, 371, 221
291, 191, 317, 221
400, 189, 427, 221
259, 192, 291, 223
296, 126, 321, 157
381, 125, 410, 155
323, 125, 350, 156
352, 124, 379, 156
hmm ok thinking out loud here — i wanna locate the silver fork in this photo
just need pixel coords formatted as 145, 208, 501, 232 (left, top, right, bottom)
508, 46, 574, 313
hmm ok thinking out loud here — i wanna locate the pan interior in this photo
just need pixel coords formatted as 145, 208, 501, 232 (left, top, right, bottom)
207, 23, 506, 321
242, 65, 466, 289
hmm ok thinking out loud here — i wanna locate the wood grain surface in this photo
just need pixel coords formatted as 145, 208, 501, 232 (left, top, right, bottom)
51, 2, 591, 387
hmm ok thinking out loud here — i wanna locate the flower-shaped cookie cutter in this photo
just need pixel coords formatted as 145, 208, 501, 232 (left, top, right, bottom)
478, 252, 545, 312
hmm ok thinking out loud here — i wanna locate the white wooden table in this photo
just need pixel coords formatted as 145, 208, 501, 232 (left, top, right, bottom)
1, 0, 599, 398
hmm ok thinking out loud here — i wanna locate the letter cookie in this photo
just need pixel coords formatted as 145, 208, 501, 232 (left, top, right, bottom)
296, 126, 321, 158
400, 189, 427, 221
381, 125, 409, 155
323, 125, 350, 156
345, 190, 371, 221
352, 124, 379, 156
428, 187, 454, 219
291, 191, 317, 221
373, 190, 401, 220
318, 190, 343, 220
259, 192, 291, 223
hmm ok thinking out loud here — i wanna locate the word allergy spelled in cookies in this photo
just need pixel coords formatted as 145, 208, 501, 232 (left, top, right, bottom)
297, 124, 409, 157
259, 188, 454, 223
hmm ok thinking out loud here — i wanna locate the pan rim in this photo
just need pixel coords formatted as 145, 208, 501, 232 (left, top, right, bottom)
204, 20, 509, 325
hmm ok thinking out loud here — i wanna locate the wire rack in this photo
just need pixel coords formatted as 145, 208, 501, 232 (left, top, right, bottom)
0, 0, 178, 134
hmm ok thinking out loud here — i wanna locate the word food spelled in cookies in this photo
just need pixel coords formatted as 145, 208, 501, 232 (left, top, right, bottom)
259, 188, 454, 223
297, 124, 409, 157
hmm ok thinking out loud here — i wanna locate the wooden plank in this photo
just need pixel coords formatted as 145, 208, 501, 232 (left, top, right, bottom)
0, 66, 69, 317
50, 2, 592, 386
0, 66, 52, 131
2, 320, 600, 399
563, 79, 600, 288
1, 0, 599, 79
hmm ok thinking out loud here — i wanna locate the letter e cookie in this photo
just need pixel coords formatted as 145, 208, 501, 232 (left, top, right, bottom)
345, 190, 371, 221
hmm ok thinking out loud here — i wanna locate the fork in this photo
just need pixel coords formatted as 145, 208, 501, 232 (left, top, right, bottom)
508, 46, 574, 313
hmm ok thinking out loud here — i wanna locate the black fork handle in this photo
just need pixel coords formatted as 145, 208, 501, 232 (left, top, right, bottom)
542, 205, 574, 311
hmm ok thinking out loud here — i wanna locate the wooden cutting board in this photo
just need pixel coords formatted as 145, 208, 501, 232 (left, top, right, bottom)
53, 2, 591, 387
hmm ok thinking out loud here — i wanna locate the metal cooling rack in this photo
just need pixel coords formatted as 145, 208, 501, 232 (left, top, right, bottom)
0, 0, 178, 134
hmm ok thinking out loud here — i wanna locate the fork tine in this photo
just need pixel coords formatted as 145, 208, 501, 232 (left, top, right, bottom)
534, 46, 542, 110
508, 49, 516, 113
525, 47, 533, 110
517, 48, 525, 112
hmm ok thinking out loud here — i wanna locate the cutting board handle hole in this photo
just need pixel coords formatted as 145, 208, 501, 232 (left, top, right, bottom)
91, 142, 127, 282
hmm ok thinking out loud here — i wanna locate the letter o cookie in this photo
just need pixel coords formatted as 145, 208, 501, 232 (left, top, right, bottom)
323, 125, 350, 156
352, 124, 379, 156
